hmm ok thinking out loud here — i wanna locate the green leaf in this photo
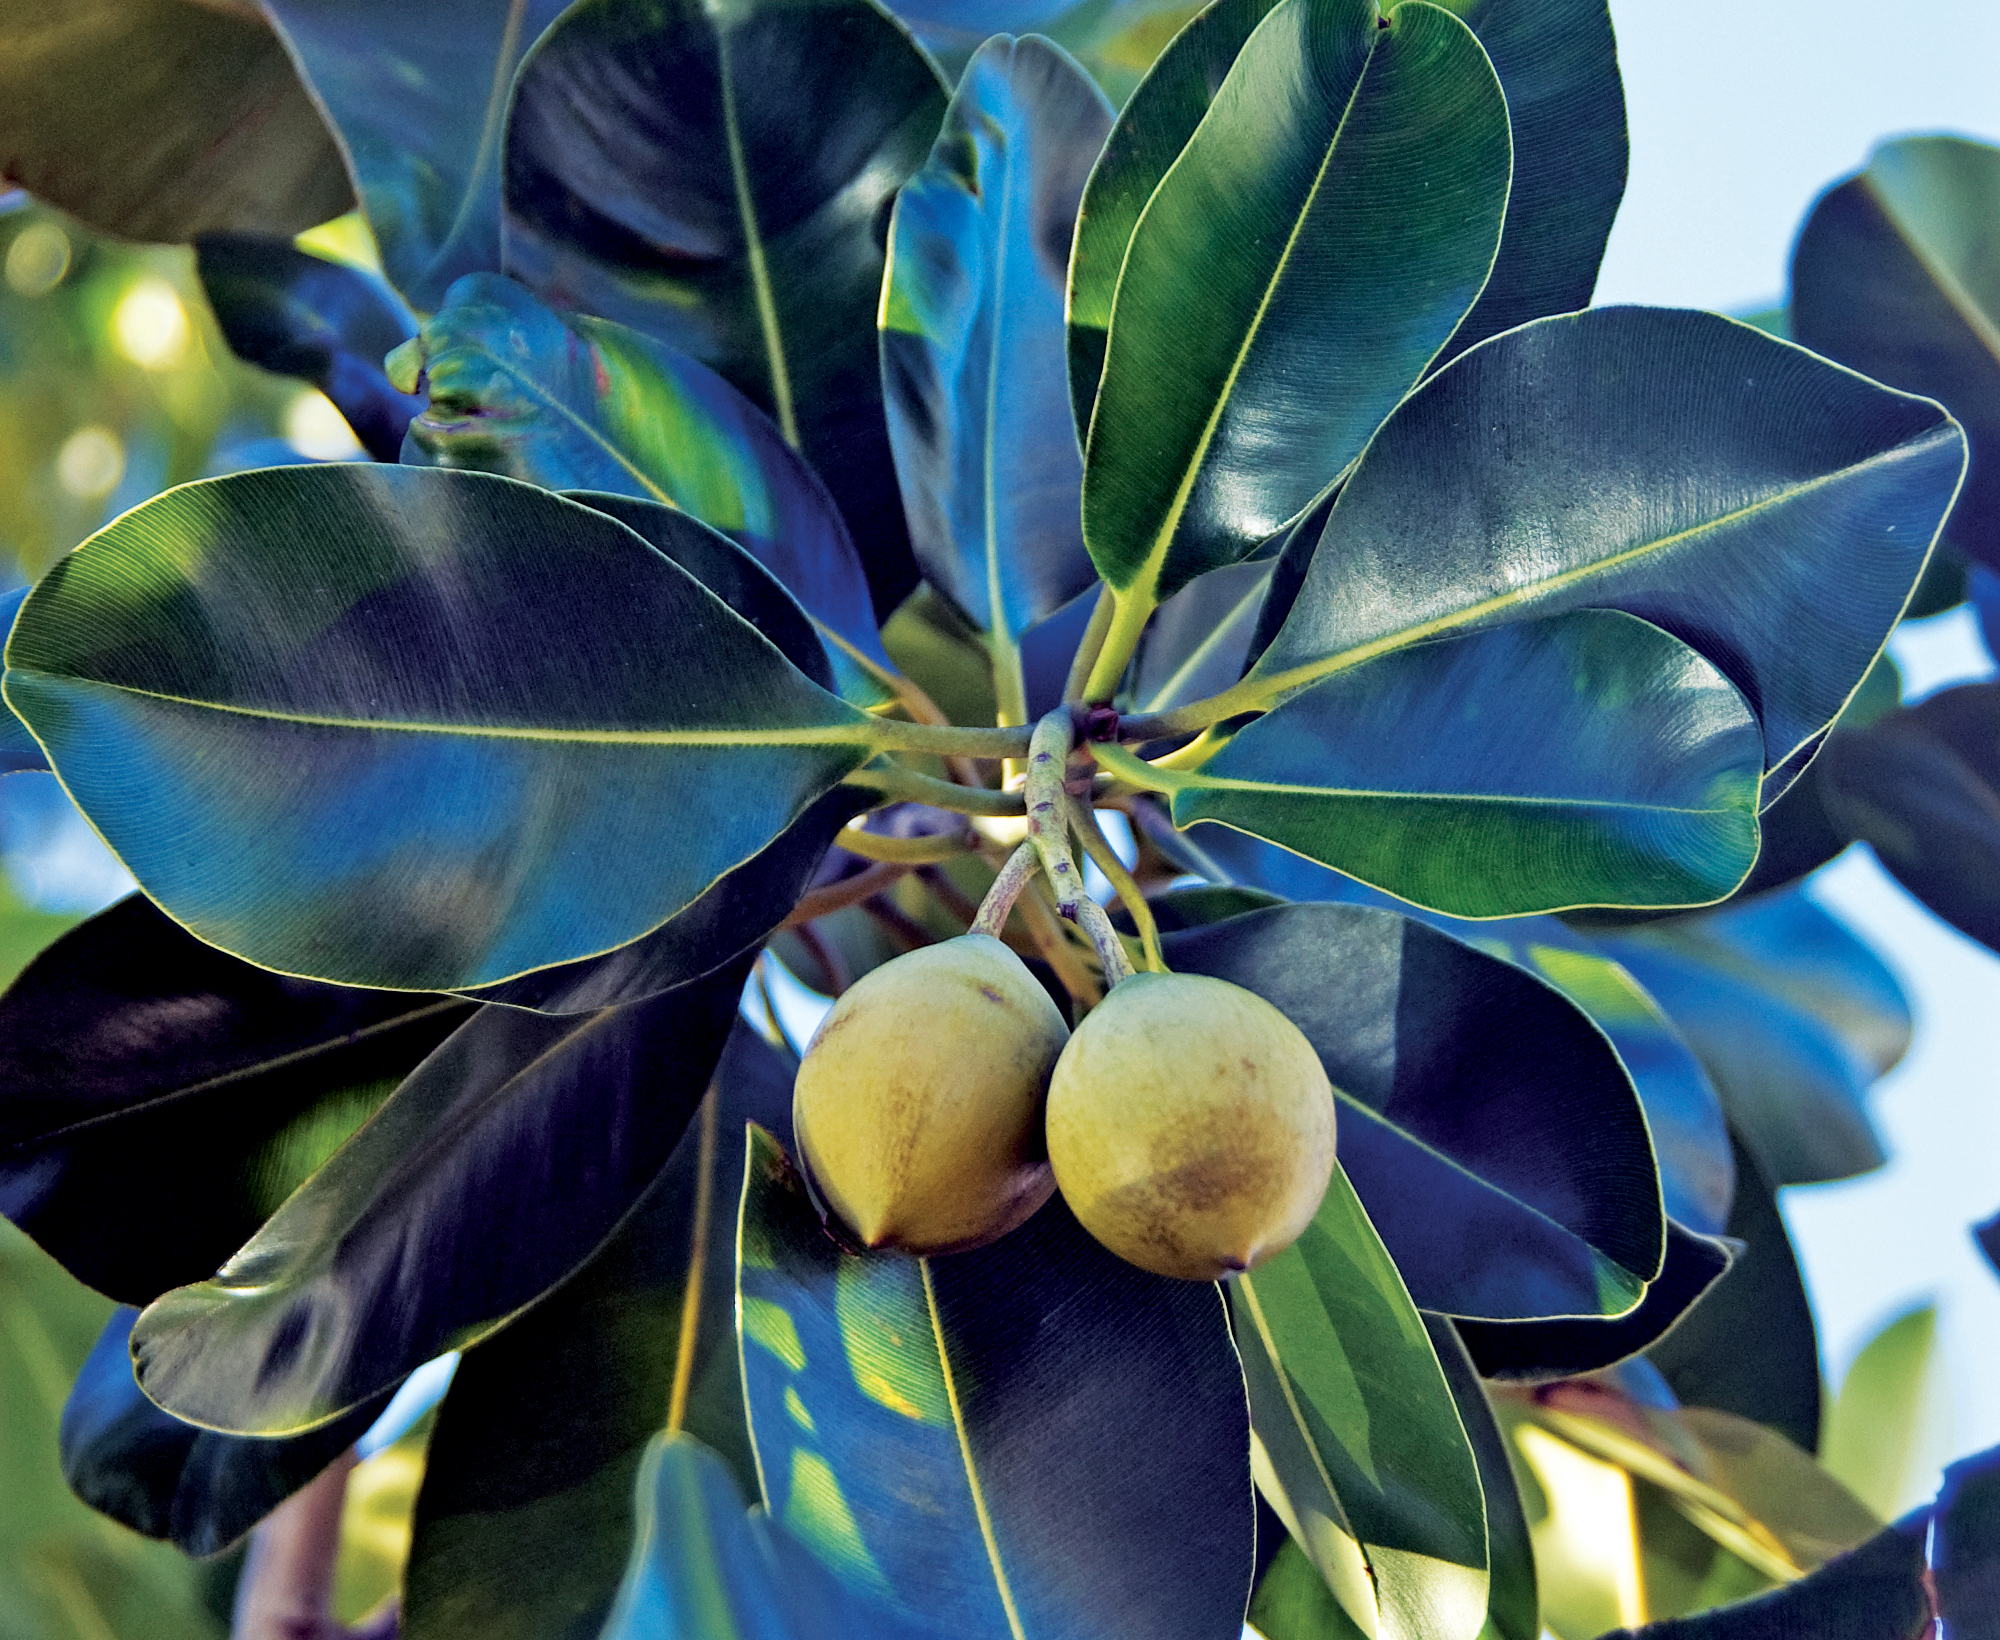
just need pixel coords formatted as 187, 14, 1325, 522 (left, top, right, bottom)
259, 0, 572, 309
3, 465, 885, 992
1821, 1304, 1945, 1521
0, 587, 50, 773
1148, 608, 1763, 919
1248, 1539, 1369, 1640
503, 0, 951, 616
1130, 558, 1273, 716
1934, 1445, 2000, 1628
736, 1125, 1256, 1639
1791, 135, 2000, 572
0, 894, 468, 1305
130, 959, 746, 1435
1233, 1162, 1489, 1640
1427, 1317, 1538, 1640
403, 1023, 795, 1640
881, 35, 1109, 705
1245, 307, 1967, 768
1082, 0, 1509, 620
402, 275, 895, 704
0, 0, 350, 243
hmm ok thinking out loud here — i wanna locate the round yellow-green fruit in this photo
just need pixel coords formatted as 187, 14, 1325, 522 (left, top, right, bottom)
1046, 972, 1335, 1280
793, 933, 1070, 1254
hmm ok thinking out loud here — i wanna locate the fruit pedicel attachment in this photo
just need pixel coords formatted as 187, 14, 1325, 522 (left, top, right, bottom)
792, 705, 1339, 1279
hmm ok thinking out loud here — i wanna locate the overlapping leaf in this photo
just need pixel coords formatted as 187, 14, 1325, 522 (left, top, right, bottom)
1143, 608, 1764, 919
0, 587, 49, 774
504, 0, 950, 615
1427, 1317, 1538, 1640
1242, 307, 1966, 769
0, 0, 350, 243
3, 465, 886, 992
403, 1024, 794, 1640
881, 33, 1108, 713
1160, 901, 1664, 1321
1081, 0, 1510, 609
260, 0, 572, 309
196, 233, 420, 461
737, 1127, 1254, 1639
129, 958, 745, 1435
0, 895, 469, 1305
1231, 1161, 1489, 1640
1129, 559, 1273, 717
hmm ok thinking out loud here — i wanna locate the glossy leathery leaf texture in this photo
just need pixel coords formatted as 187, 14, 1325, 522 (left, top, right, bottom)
1791, 136, 2000, 572
1135, 811, 1737, 1237
1160, 901, 1665, 1321
60, 1308, 388, 1558
1427, 1316, 1539, 1640
403, 1023, 794, 1640
1157, 609, 1764, 919
401, 275, 894, 699
1247, 1539, 1368, 1640
1933, 1444, 2000, 1630
881, 36, 1109, 670
196, 233, 420, 462
0, 0, 351, 243
0, 588, 50, 774
260, 0, 573, 310
1250, 307, 1967, 768
3, 465, 881, 992
1129, 559, 1273, 717
1820, 681, 2000, 956
737, 1126, 1255, 1640
1425, 0, 1625, 364
1082, 0, 1510, 604
1231, 1159, 1490, 1640
129, 957, 746, 1436
1065, 0, 1282, 437
0, 895, 470, 1306
503, 0, 950, 617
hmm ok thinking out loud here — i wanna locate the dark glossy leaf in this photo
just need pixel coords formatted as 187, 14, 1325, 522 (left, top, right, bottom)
737, 1126, 1254, 1640
130, 958, 747, 1436
1130, 559, 1272, 716
1455, 1222, 1733, 1381
1647, 1139, 1820, 1455
1247, 307, 1966, 769
1247, 1539, 1368, 1640
260, 0, 572, 309
1821, 681, 2000, 956
1599, 1513, 1931, 1639
61, 1308, 387, 1558
1162, 901, 1664, 1320
1791, 135, 2000, 571
400, 276, 894, 700
0, 0, 350, 242
196, 233, 420, 462
1426, 1316, 1538, 1640
403, 1023, 794, 1640
1081, 0, 1510, 610
881, 34, 1109, 691
1427, 0, 1625, 364
0, 587, 49, 773
504, 0, 950, 617
0, 895, 469, 1305
1066, 0, 1282, 437
1975, 563, 2000, 658
1935, 1444, 2000, 1632
1232, 1161, 1488, 1640
3, 465, 886, 992
1150, 608, 1763, 918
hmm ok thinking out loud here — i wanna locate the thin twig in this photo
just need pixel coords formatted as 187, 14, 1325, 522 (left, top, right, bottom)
781, 861, 911, 927
1072, 893, 1137, 986
972, 843, 1039, 938
847, 763, 1024, 816
1063, 585, 1117, 703
233, 1451, 356, 1640
831, 824, 975, 865
1017, 880, 1102, 1008
1070, 797, 1165, 973
1025, 710, 1085, 915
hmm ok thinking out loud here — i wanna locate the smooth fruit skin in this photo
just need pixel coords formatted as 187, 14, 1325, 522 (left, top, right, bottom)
1046, 972, 1336, 1281
793, 933, 1070, 1254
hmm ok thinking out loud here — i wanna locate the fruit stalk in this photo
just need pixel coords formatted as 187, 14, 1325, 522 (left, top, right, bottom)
1026, 708, 1086, 915
972, 841, 1040, 938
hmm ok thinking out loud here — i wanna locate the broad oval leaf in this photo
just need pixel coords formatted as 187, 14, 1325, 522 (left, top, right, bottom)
1427, 1316, 1539, 1640
403, 1023, 794, 1640
3, 465, 882, 992
1150, 608, 1763, 919
881, 34, 1109, 688
60, 1308, 388, 1558
0, 895, 469, 1305
737, 1126, 1255, 1640
1129, 558, 1273, 716
1232, 1160, 1489, 1640
1081, 0, 1510, 605
0, 587, 49, 774
401, 275, 893, 698
1933, 1445, 2000, 1631
1247, 307, 1967, 768
196, 233, 420, 462
0, 0, 351, 242
1791, 135, 2000, 572
1161, 901, 1666, 1321
503, 0, 950, 616
260, 0, 573, 309
129, 956, 747, 1435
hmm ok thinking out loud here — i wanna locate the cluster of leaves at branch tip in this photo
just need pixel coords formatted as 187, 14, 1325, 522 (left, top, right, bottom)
795, 935, 1337, 1280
